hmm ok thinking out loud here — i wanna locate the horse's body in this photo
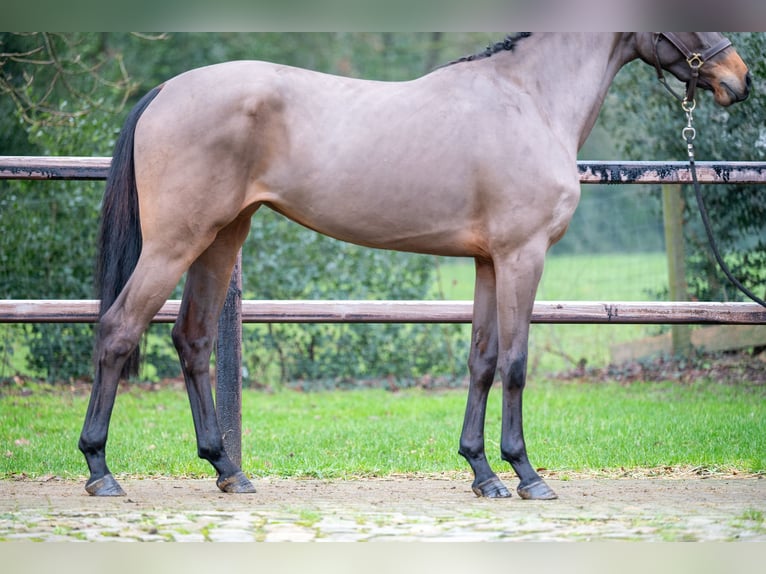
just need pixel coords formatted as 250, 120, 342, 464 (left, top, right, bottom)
80, 33, 750, 498
137, 56, 578, 259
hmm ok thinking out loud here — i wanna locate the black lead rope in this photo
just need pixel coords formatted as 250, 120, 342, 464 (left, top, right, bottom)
685, 134, 766, 308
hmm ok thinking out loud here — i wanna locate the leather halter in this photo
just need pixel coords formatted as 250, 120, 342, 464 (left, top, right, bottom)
652, 32, 732, 104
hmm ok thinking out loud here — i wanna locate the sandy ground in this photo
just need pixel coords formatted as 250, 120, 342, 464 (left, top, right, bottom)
2, 474, 765, 541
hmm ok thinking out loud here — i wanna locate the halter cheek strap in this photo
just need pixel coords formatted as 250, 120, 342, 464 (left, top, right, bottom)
652, 33, 732, 104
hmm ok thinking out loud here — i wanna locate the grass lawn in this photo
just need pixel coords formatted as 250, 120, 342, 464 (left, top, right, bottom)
433, 252, 669, 374
2, 379, 763, 480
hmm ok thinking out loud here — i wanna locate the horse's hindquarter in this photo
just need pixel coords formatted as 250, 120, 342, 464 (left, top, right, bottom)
137, 60, 579, 259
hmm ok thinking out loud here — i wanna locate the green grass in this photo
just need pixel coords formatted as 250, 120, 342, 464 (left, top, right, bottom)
2, 379, 763, 479
434, 252, 669, 373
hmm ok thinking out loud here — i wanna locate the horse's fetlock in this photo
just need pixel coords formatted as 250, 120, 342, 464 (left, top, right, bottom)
458, 440, 485, 462
500, 439, 527, 466
197, 442, 223, 464
78, 433, 103, 457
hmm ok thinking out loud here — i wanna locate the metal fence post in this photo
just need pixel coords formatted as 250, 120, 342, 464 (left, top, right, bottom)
216, 250, 243, 466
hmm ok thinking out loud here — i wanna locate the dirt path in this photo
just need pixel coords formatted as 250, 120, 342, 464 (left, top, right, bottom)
2, 474, 764, 541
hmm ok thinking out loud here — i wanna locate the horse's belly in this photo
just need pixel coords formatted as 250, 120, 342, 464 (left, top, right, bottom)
265, 196, 486, 258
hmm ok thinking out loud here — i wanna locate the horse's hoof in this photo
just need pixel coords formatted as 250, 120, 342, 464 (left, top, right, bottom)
217, 471, 256, 494
517, 479, 558, 500
472, 476, 512, 498
85, 473, 126, 497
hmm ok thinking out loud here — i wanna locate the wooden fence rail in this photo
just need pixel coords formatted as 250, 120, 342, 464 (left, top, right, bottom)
1, 299, 765, 325
2, 156, 765, 463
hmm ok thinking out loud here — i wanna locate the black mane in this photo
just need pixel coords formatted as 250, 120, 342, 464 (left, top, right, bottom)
442, 33, 532, 68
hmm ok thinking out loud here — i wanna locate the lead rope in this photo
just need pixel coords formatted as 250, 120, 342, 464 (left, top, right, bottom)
681, 98, 766, 307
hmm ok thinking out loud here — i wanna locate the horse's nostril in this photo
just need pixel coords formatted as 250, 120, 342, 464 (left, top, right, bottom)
746, 71, 753, 88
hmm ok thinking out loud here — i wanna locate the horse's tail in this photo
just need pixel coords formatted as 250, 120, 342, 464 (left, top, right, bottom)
95, 85, 162, 378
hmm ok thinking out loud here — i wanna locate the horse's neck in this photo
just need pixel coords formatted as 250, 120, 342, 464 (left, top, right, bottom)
500, 33, 634, 151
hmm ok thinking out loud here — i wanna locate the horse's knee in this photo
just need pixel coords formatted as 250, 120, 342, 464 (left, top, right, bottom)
468, 350, 497, 381
499, 351, 528, 390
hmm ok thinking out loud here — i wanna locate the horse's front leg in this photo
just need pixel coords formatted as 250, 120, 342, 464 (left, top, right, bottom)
495, 245, 557, 500
458, 259, 512, 498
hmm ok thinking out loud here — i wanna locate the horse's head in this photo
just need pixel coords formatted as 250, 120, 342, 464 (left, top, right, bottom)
637, 32, 751, 107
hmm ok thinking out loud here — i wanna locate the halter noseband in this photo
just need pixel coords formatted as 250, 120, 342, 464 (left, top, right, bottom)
652, 32, 732, 105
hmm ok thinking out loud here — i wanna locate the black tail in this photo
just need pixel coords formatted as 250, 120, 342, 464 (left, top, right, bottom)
95, 85, 162, 378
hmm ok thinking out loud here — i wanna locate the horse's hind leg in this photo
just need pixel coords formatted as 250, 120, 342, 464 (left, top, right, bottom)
80, 250, 191, 496
459, 259, 511, 498
495, 243, 557, 500
171, 213, 256, 494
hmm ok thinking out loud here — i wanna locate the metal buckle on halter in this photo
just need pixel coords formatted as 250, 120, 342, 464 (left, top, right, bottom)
687, 53, 704, 69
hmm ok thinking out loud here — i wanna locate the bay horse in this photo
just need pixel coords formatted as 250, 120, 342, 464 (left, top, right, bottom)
80, 33, 750, 498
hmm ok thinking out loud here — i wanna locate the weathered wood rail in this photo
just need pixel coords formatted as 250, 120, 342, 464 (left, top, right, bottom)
2, 155, 765, 463
1, 299, 764, 325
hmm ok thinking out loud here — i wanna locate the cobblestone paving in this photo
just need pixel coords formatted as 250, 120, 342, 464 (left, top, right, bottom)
1, 476, 765, 541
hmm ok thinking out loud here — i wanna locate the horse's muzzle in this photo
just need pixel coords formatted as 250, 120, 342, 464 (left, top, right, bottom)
717, 70, 751, 105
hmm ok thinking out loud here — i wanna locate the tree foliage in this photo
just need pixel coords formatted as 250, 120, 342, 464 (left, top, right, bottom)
1, 33, 139, 380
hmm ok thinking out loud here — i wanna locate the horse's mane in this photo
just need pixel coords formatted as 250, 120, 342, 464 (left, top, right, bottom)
441, 33, 532, 68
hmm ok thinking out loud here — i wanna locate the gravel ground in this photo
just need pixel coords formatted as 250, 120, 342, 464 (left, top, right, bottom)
2, 474, 765, 542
